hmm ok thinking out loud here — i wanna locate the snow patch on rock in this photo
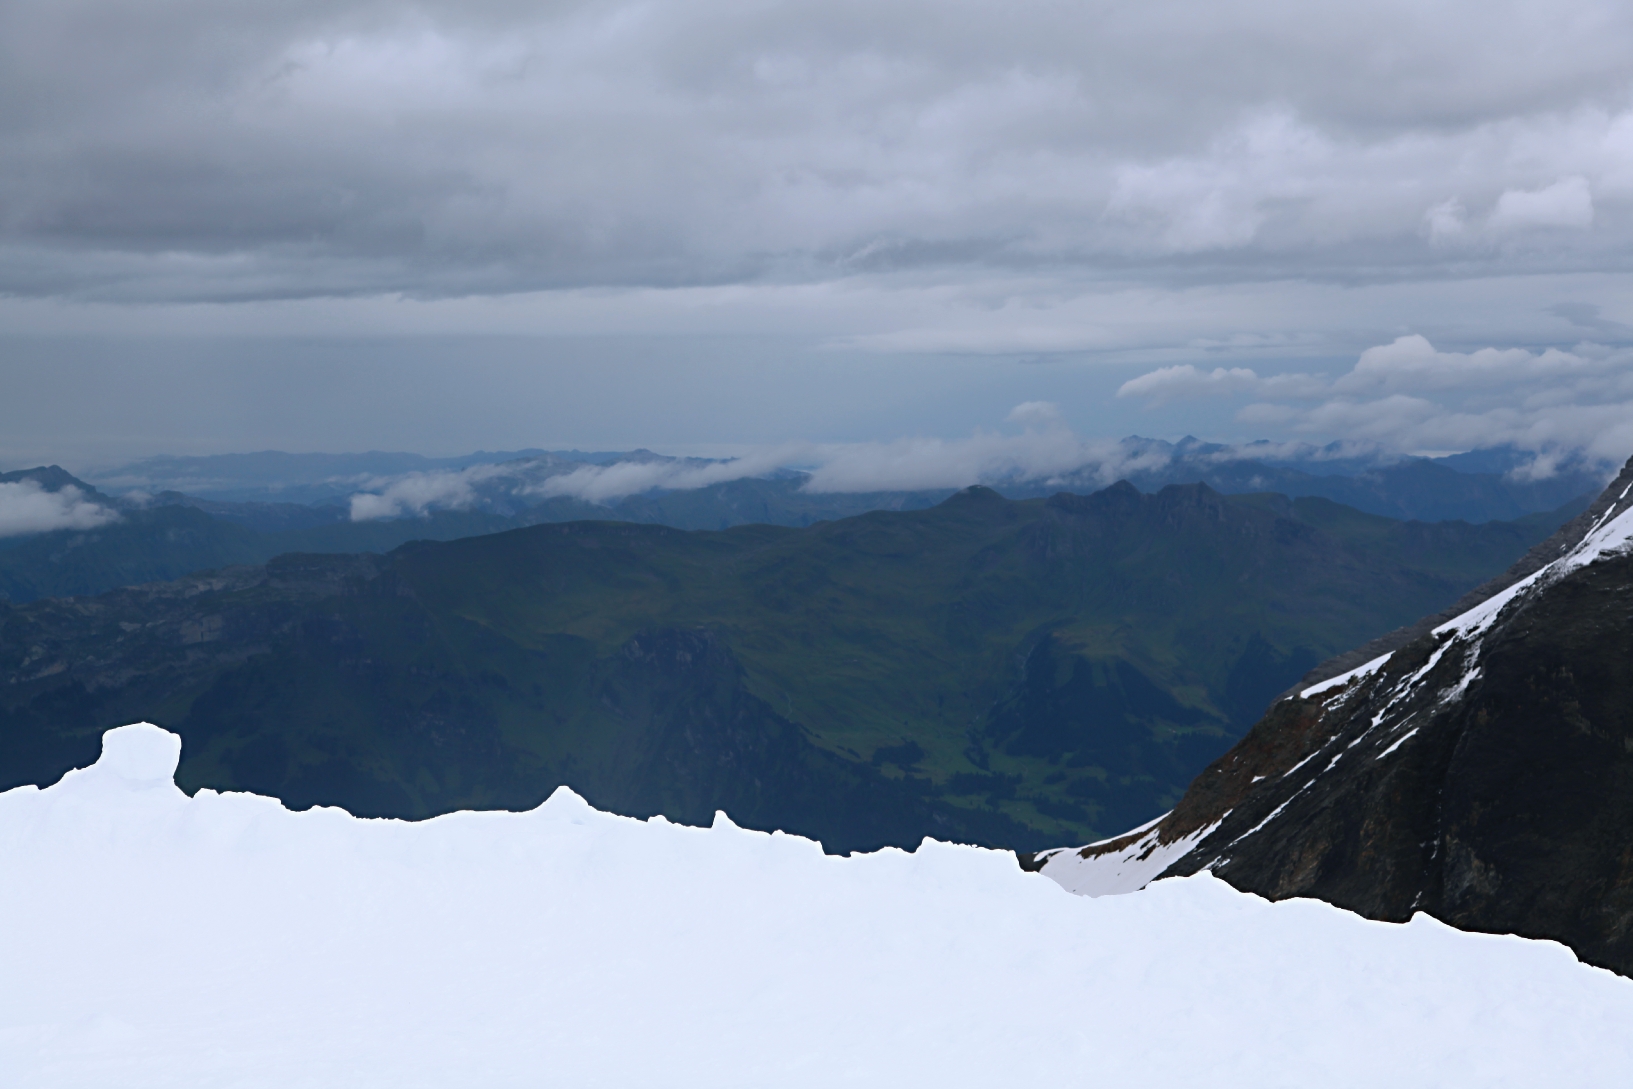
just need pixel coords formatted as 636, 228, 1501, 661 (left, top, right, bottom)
1037, 815, 1222, 897
1301, 651, 1392, 698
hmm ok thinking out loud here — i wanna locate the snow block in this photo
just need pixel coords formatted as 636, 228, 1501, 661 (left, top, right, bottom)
97, 722, 183, 783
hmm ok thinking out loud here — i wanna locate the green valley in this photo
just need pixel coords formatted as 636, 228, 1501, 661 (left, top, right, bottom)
0, 482, 1577, 852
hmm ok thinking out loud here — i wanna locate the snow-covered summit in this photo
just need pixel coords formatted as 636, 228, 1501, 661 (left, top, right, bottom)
3, 724, 1631, 1087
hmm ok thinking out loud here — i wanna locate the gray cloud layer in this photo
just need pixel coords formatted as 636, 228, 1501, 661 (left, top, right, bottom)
5, 0, 1633, 303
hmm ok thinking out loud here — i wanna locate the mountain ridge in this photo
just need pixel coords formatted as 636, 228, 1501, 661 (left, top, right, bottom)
0, 476, 1594, 608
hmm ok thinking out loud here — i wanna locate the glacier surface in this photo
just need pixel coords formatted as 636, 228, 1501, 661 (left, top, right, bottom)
3, 723, 1631, 1088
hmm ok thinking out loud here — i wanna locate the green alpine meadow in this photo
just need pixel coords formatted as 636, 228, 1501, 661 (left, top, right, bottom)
0, 481, 1577, 852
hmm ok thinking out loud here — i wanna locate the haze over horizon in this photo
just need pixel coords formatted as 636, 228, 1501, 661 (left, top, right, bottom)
4, 0, 1631, 471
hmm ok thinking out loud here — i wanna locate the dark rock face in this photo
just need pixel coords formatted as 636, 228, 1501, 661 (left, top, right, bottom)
1052, 456, 1633, 976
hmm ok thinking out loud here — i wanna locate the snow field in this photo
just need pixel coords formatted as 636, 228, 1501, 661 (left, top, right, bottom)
2, 724, 1631, 1088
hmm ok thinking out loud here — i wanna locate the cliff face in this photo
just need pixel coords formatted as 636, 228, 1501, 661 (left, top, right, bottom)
1036, 457, 1633, 976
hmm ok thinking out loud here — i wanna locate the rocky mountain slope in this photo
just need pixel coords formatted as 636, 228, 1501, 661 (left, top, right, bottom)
1033, 456, 1633, 976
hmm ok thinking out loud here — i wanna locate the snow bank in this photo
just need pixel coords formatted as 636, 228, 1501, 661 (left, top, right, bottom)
3, 725, 1630, 1088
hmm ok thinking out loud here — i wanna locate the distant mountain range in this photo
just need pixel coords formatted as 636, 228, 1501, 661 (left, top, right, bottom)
67, 437, 1612, 521
1034, 456, 1633, 977
1090, 439, 1601, 524
0, 479, 1589, 854
88, 448, 567, 505
0, 438, 1606, 603
0, 472, 968, 603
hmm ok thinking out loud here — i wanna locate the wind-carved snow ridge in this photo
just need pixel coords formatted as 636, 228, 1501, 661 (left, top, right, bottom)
9, 725, 1631, 1087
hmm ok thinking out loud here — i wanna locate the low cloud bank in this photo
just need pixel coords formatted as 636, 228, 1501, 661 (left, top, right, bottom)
529, 445, 815, 504
345, 332, 1628, 519
348, 465, 510, 521
1120, 335, 1633, 473
0, 481, 119, 538
796, 405, 1168, 494
344, 406, 1189, 517
346, 451, 824, 519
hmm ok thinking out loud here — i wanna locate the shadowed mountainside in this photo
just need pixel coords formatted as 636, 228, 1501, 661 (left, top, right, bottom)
1034, 458, 1633, 976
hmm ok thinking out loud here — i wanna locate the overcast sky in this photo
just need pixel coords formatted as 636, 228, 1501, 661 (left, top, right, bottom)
3, 0, 1632, 472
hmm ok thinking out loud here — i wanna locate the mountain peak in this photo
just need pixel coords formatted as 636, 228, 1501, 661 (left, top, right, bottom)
0, 465, 98, 494
939, 484, 1009, 507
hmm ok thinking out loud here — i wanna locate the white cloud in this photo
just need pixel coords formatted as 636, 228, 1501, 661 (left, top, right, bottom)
528, 445, 815, 504
1004, 401, 1066, 430
540, 414, 1172, 498
1424, 197, 1469, 244
0, 482, 119, 538
527, 400, 1166, 498
1122, 334, 1633, 471
1116, 365, 1329, 405
348, 465, 505, 520
1117, 366, 1265, 405
1337, 334, 1607, 393
800, 432, 1087, 494
1428, 178, 1596, 245
339, 407, 1189, 508
1489, 176, 1595, 232
348, 445, 822, 515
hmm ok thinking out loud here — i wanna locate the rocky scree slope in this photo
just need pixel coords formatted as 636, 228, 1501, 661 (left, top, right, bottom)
1033, 456, 1633, 977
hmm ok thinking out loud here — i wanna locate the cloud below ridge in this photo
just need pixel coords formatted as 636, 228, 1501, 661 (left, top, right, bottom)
528, 445, 817, 504
338, 402, 1373, 516
347, 464, 512, 521
0, 482, 119, 538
